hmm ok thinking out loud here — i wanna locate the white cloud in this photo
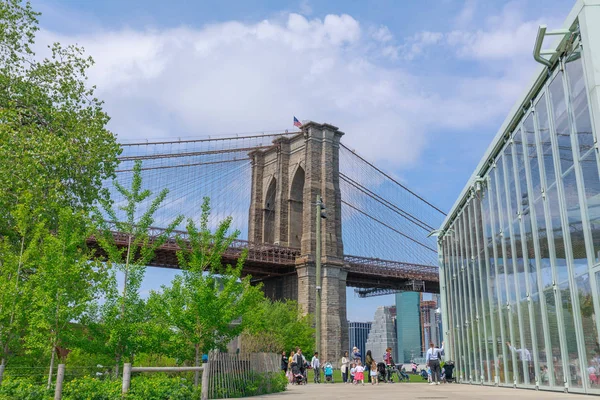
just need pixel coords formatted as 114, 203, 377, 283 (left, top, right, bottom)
372, 26, 393, 43
33, 5, 558, 170
299, 0, 313, 16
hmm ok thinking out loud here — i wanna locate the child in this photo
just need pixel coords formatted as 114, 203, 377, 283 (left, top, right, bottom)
370, 360, 378, 385
350, 362, 356, 384
354, 360, 365, 386
427, 366, 432, 383
311, 352, 321, 383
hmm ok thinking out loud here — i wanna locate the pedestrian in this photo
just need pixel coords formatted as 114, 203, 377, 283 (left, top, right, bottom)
350, 362, 356, 383
354, 360, 365, 385
384, 347, 394, 382
352, 346, 361, 362
370, 359, 378, 385
365, 350, 374, 383
293, 348, 307, 381
281, 351, 288, 373
426, 341, 444, 385
341, 351, 350, 383
412, 362, 418, 374
311, 352, 321, 383
287, 350, 295, 383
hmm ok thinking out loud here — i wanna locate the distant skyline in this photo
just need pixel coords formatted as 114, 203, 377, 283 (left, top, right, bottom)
31, 0, 574, 320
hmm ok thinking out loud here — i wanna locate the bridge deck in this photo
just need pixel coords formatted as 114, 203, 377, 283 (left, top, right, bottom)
87, 228, 440, 293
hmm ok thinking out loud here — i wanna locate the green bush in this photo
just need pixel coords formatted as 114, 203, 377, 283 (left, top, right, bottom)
210, 371, 287, 398
0, 375, 202, 400
0, 378, 53, 400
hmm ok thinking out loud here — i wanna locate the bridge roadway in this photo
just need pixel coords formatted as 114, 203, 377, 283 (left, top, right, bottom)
87, 227, 440, 294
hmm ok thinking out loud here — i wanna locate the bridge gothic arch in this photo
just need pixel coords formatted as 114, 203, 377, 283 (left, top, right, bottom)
288, 165, 305, 248
263, 176, 276, 244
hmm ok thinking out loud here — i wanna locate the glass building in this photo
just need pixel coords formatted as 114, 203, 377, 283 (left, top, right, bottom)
396, 292, 422, 362
348, 321, 372, 363
437, 0, 600, 395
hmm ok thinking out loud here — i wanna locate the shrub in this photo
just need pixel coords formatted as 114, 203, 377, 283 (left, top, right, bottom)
0, 378, 53, 400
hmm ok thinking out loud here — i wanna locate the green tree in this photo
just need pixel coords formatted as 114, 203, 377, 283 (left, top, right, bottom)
0, 0, 120, 235
25, 209, 107, 388
149, 197, 264, 386
0, 199, 43, 385
94, 159, 183, 376
243, 300, 314, 356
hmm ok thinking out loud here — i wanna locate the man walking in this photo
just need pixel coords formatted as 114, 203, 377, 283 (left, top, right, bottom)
426, 341, 444, 385
311, 352, 321, 383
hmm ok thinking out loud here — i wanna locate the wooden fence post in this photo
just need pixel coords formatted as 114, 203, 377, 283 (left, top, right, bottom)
201, 355, 210, 400
122, 363, 132, 394
54, 364, 65, 400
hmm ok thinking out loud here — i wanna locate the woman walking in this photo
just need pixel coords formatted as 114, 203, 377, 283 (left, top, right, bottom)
365, 350, 374, 383
341, 351, 350, 383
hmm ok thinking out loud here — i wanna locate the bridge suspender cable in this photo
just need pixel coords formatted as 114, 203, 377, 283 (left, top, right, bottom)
340, 173, 435, 232
341, 200, 437, 253
340, 143, 447, 216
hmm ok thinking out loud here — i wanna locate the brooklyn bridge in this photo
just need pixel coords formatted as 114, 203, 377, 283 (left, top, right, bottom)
89, 121, 446, 362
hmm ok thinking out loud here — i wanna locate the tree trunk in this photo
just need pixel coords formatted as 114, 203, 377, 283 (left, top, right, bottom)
0, 356, 6, 386
47, 345, 56, 389
194, 343, 200, 387
120, 235, 133, 318
114, 354, 121, 378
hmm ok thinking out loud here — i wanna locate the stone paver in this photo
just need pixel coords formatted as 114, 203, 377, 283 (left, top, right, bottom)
250, 383, 598, 399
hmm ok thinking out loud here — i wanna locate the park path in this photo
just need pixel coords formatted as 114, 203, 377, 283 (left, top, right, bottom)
249, 382, 598, 399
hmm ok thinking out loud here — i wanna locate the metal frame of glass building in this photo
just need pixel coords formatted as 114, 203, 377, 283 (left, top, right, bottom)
437, 0, 600, 394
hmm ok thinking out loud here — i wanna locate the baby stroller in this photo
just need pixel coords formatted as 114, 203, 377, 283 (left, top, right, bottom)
324, 363, 334, 383
291, 362, 305, 385
443, 361, 455, 383
397, 366, 410, 382
377, 362, 387, 382
420, 368, 429, 380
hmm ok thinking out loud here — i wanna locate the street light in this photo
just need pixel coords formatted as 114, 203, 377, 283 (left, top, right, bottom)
315, 195, 326, 356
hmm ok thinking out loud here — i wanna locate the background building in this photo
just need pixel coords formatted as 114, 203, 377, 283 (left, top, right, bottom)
395, 292, 421, 362
437, 0, 600, 395
348, 321, 372, 363
365, 306, 397, 362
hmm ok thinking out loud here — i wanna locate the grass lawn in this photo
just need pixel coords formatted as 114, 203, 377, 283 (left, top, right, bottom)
304, 369, 427, 384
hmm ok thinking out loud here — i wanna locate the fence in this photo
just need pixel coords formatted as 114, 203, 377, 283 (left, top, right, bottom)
1, 353, 282, 400
205, 352, 281, 399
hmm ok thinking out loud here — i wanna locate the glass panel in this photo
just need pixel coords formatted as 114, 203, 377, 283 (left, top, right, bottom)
544, 288, 564, 386
562, 169, 587, 277
565, 57, 594, 155
580, 152, 600, 264
535, 95, 557, 188
558, 281, 582, 388
535, 197, 553, 289
524, 114, 542, 197
514, 129, 529, 212
547, 186, 568, 285
549, 71, 574, 174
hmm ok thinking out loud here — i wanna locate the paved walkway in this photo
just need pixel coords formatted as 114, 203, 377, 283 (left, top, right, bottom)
250, 383, 598, 399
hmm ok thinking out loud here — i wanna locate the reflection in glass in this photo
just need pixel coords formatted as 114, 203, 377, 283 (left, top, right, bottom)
580, 152, 600, 263
565, 57, 594, 155
549, 71, 574, 174
535, 96, 556, 187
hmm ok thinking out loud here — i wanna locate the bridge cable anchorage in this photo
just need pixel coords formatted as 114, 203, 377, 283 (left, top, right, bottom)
341, 200, 438, 253
340, 143, 446, 216
340, 173, 435, 232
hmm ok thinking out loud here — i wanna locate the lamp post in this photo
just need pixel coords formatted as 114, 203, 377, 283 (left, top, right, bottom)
315, 195, 326, 356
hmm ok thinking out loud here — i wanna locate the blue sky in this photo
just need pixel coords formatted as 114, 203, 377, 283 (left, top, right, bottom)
32, 0, 574, 320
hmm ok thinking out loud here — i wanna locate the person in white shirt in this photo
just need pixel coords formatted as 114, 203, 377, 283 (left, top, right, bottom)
311, 352, 321, 383
425, 341, 444, 385
506, 341, 533, 382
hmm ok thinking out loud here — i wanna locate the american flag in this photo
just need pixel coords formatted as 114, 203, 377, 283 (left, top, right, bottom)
293, 116, 302, 128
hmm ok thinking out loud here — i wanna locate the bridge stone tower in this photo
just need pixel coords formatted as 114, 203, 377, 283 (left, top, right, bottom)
248, 121, 348, 363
